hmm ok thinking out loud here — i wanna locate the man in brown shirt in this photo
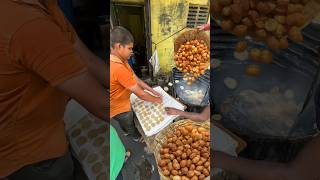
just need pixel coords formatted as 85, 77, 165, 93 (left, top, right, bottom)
0, 0, 108, 179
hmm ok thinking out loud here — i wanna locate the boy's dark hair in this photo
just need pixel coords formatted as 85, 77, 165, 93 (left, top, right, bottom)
110, 26, 134, 48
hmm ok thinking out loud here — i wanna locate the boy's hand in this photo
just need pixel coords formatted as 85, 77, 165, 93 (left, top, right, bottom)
165, 107, 183, 116
151, 90, 161, 97
154, 96, 162, 104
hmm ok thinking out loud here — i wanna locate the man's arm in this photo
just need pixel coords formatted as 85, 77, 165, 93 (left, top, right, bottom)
165, 105, 210, 122
214, 151, 290, 180
74, 38, 108, 88
129, 84, 162, 104
197, 23, 210, 31
214, 135, 320, 180
290, 134, 320, 180
56, 72, 108, 121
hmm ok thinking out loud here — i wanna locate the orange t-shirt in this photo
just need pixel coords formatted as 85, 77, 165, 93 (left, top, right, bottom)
0, 0, 87, 177
110, 55, 137, 118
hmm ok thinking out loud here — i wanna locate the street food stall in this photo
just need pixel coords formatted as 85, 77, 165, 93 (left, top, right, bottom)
111, 0, 211, 179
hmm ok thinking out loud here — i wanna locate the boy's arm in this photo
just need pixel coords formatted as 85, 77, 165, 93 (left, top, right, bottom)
134, 75, 161, 97
57, 72, 108, 121
197, 23, 210, 31
214, 151, 290, 180
129, 84, 162, 104
73, 37, 108, 88
115, 66, 162, 104
289, 135, 320, 180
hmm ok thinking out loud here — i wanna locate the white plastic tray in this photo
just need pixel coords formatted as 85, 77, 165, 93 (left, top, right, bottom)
130, 86, 185, 136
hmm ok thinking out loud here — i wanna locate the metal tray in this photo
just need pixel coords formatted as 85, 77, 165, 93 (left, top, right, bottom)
172, 67, 210, 107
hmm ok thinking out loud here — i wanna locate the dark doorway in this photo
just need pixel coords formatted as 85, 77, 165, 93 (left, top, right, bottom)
111, 3, 148, 77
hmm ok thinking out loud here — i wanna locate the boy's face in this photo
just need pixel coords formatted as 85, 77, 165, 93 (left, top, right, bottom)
114, 42, 133, 61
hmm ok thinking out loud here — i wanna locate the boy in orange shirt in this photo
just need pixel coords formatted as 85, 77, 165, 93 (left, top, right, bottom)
110, 26, 162, 141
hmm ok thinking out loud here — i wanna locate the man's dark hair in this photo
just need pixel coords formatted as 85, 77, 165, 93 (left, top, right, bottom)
110, 26, 134, 48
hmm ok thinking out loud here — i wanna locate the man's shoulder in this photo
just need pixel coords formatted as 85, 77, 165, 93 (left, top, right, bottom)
0, 0, 48, 36
0, 0, 48, 18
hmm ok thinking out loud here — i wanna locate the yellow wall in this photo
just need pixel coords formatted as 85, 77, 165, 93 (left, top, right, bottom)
113, 0, 209, 73
188, 0, 209, 5
112, 0, 145, 5
150, 0, 209, 73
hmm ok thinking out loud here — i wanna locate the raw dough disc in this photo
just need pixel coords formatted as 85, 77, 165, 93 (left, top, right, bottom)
212, 59, 221, 69
270, 86, 280, 94
79, 149, 88, 161
71, 128, 81, 138
93, 137, 105, 147
284, 90, 295, 99
212, 114, 222, 121
92, 162, 102, 174
87, 153, 98, 164
224, 77, 237, 89
76, 136, 87, 146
